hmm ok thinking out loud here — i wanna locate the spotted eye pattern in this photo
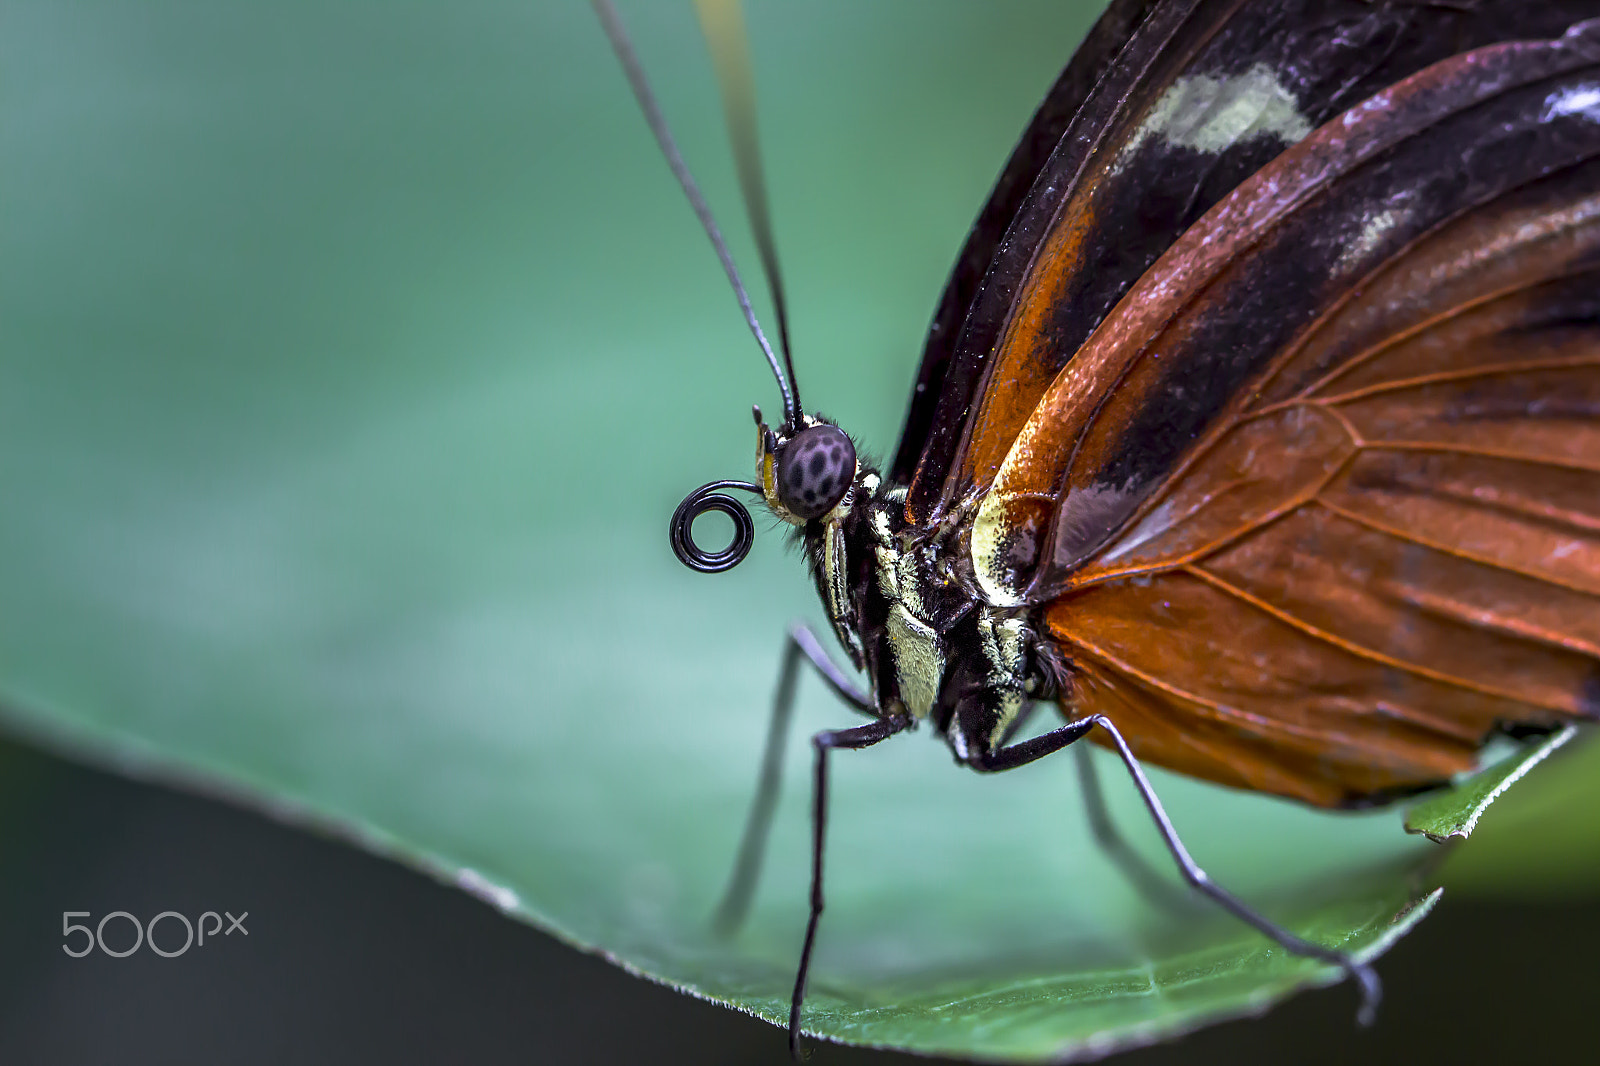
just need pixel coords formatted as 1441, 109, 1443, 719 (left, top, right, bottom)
777, 424, 855, 520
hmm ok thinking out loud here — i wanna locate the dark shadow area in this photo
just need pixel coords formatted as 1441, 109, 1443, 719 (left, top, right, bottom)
0, 734, 1592, 1066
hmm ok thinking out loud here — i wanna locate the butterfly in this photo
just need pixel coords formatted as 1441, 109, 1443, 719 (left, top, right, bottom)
600, 0, 1600, 1057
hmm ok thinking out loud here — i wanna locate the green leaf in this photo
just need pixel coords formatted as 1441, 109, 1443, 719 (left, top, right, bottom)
1405, 727, 1579, 844
1435, 733, 1600, 898
0, 1, 1575, 1060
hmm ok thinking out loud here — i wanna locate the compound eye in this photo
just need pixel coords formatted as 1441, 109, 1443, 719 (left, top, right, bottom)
777, 425, 856, 520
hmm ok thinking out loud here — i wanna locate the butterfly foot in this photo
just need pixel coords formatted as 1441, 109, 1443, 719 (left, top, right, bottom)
1346, 957, 1382, 1027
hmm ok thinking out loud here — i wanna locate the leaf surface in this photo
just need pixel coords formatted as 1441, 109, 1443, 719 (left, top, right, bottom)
0, 1, 1581, 1059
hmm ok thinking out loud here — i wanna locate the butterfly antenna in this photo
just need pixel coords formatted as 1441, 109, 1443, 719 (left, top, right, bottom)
592, 0, 798, 427
693, 0, 799, 421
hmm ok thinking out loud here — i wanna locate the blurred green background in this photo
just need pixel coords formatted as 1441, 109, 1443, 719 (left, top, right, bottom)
3, 1, 1598, 1062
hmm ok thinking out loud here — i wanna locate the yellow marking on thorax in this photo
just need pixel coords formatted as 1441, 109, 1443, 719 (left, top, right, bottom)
971, 494, 1025, 607
977, 613, 1028, 745
875, 542, 943, 720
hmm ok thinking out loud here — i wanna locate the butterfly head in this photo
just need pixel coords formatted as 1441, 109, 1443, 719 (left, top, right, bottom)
753, 406, 859, 527
753, 405, 883, 674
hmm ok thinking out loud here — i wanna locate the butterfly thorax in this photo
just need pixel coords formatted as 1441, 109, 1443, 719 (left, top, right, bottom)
811, 470, 1057, 763
757, 412, 1057, 762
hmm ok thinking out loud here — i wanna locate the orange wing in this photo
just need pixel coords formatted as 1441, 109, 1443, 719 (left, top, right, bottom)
1021, 32, 1600, 807
897, 0, 1600, 528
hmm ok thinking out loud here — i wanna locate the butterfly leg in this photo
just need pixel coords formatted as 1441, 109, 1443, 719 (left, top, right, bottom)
999, 702, 1186, 911
790, 715, 909, 1061
714, 622, 875, 935
1073, 743, 1201, 916
972, 714, 1381, 1026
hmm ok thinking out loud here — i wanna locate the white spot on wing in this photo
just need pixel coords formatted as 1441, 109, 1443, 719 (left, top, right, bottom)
1336, 206, 1404, 273
1121, 63, 1312, 166
1544, 84, 1600, 123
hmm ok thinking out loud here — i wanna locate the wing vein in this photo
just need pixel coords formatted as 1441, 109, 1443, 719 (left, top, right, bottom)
1358, 441, 1600, 473
1303, 353, 1600, 408
1055, 634, 1368, 745
1314, 497, 1600, 597
1263, 187, 1600, 406
1179, 564, 1573, 712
